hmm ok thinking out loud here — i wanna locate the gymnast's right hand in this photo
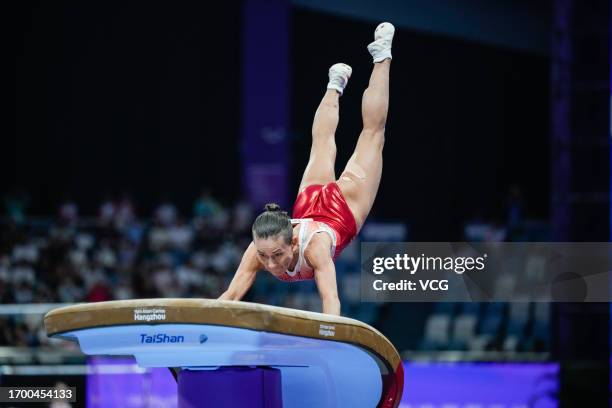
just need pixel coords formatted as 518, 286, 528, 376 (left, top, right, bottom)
218, 242, 260, 301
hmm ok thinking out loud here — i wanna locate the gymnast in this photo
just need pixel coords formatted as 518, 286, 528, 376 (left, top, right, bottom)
220, 22, 394, 315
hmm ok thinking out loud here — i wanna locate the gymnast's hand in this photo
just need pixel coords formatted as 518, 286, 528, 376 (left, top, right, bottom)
305, 237, 341, 316
218, 242, 260, 301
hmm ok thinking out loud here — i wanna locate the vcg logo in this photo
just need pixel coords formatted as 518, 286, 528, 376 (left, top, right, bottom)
140, 333, 185, 344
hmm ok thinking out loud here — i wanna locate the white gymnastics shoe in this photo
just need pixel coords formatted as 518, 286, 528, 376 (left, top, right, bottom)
367, 22, 395, 63
326, 63, 353, 95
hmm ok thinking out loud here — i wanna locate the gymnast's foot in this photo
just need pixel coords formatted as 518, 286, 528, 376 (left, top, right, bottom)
368, 22, 395, 63
326, 63, 352, 96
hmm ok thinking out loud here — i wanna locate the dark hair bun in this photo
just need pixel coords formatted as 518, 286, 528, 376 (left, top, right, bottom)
253, 203, 292, 243
264, 203, 282, 212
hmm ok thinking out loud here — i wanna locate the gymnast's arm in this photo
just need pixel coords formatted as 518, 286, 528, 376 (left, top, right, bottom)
218, 241, 261, 301
306, 239, 341, 316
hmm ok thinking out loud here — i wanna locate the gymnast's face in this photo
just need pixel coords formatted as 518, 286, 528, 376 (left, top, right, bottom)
254, 234, 296, 274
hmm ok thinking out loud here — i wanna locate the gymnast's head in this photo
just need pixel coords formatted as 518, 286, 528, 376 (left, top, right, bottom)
252, 203, 296, 273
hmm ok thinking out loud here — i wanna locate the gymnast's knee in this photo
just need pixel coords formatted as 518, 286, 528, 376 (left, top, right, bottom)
343, 161, 367, 181
360, 128, 385, 149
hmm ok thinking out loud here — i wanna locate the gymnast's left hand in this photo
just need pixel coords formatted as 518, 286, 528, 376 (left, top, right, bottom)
305, 239, 341, 316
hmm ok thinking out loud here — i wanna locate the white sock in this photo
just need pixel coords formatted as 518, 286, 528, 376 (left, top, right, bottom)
368, 22, 395, 63
326, 63, 352, 96
326, 78, 345, 95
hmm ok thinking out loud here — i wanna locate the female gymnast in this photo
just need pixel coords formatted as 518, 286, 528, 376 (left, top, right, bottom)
219, 22, 394, 315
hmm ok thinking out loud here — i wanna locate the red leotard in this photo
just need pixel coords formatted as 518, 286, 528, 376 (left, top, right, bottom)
292, 182, 358, 260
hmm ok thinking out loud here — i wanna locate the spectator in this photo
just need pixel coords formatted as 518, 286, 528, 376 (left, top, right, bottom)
98, 194, 116, 227
155, 198, 178, 227
193, 189, 221, 220
58, 196, 79, 226
86, 279, 112, 302
176, 259, 204, 291
57, 276, 84, 303
232, 197, 253, 233
167, 218, 194, 251
3, 189, 29, 225
114, 193, 136, 230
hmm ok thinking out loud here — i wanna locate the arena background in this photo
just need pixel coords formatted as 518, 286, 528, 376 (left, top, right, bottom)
6, 0, 611, 406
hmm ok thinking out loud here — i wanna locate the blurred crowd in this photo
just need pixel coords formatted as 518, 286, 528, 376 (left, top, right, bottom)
0, 188, 549, 354
0, 191, 368, 348
0, 191, 251, 305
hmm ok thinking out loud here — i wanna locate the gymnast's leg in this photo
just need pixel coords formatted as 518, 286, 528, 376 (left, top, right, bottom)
337, 23, 394, 230
298, 63, 352, 192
